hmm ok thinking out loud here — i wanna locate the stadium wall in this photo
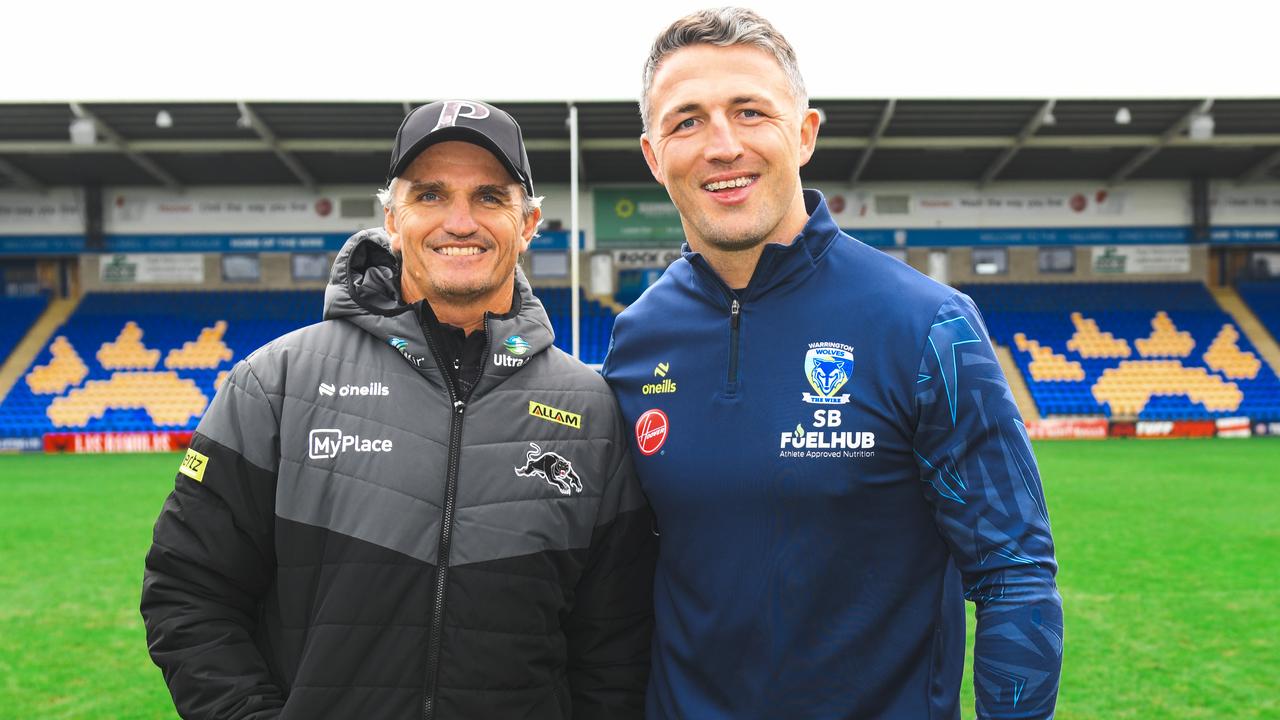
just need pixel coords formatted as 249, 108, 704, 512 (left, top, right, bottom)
77, 252, 333, 292
7, 182, 1279, 250
4, 182, 1279, 294
937, 245, 1209, 285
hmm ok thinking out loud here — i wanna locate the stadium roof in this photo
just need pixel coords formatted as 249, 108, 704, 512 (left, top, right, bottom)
1, 98, 1278, 190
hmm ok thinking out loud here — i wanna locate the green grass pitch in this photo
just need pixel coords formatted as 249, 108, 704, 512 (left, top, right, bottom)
1, 439, 1277, 719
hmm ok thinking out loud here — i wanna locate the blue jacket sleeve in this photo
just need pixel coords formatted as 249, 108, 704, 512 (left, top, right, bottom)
912, 293, 1063, 719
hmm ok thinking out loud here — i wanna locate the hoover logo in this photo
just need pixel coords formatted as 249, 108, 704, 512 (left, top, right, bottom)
802, 342, 854, 405
514, 442, 583, 495
504, 335, 530, 356
319, 381, 389, 398
308, 428, 393, 460
388, 336, 425, 367
635, 409, 669, 456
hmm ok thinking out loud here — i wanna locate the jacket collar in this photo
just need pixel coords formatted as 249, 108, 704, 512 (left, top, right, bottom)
682, 189, 840, 301
323, 228, 555, 395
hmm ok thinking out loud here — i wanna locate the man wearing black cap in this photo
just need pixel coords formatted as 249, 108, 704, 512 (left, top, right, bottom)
141, 100, 656, 720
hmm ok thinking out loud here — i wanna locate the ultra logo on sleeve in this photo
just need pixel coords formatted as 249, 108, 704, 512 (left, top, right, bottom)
178, 447, 209, 483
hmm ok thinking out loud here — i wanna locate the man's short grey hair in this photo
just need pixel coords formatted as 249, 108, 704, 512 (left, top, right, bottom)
377, 177, 543, 224
640, 7, 808, 134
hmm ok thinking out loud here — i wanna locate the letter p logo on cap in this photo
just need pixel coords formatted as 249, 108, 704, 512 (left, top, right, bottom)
433, 101, 492, 132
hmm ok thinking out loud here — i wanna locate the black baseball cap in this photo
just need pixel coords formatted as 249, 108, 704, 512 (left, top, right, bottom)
387, 100, 534, 197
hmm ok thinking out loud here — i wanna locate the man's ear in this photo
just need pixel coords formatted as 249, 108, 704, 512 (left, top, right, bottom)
797, 107, 821, 168
640, 133, 666, 187
520, 206, 541, 252
383, 204, 401, 253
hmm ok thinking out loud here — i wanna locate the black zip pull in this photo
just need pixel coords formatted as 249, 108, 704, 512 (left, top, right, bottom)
730, 298, 741, 329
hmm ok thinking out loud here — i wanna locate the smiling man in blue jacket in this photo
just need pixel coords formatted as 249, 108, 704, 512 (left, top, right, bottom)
601, 8, 1063, 719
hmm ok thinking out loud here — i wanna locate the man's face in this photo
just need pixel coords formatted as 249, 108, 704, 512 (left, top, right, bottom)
641, 43, 820, 253
384, 141, 539, 309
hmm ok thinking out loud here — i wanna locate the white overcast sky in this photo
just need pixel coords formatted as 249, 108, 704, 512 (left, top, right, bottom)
5, 0, 1276, 102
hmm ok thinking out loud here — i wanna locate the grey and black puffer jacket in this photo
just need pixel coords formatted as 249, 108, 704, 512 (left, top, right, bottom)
141, 229, 656, 719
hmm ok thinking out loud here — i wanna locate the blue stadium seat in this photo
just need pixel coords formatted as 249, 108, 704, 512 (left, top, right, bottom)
961, 282, 1280, 421
1238, 281, 1280, 350
0, 287, 619, 441
0, 293, 50, 366
0, 290, 321, 439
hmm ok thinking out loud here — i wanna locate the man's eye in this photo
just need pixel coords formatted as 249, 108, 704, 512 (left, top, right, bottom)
418, 192, 439, 202
675, 118, 697, 131
742, 109, 762, 118
480, 194, 502, 204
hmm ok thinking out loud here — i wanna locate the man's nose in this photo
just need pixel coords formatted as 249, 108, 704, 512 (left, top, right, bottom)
704, 114, 745, 164
442, 196, 480, 237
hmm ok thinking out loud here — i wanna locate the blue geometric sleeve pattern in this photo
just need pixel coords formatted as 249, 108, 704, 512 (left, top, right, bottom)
913, 293, 1064, 720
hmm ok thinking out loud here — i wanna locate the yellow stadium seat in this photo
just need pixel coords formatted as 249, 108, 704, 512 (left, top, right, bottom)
26, 336, 90, 394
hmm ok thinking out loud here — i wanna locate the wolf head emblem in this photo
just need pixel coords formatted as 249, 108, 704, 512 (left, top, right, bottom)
808, 354, 851, 397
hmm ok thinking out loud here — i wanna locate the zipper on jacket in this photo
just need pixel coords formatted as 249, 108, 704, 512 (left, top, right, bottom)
727, 298, 742, 390
686, 253, 746, 395
419, 313, 488, 720
422, 396, 464, 720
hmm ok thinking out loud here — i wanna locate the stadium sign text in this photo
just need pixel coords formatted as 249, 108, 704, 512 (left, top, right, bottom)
43, 431, 193, 454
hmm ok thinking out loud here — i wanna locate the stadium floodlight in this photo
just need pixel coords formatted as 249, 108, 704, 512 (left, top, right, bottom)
68, 117, 96, 145
1114, 107, 1132, 125
155, 110, 173, 129
1188, 112, 1214, 141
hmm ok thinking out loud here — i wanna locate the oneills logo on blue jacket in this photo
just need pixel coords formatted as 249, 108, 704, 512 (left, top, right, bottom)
802, 342, 854, 404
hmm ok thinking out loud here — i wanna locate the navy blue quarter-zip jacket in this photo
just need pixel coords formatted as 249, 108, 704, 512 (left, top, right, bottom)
603, 190, 1062, 720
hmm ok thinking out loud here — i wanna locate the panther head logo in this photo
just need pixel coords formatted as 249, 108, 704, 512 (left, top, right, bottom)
513, 443, 583, 495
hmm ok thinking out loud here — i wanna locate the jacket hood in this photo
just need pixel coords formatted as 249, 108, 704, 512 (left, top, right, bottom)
323, 227, 557, 394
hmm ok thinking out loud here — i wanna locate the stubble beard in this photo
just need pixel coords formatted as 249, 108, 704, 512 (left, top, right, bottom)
683, 193, 783, 254
424, 267, 511, 307
403, 232, 508, 307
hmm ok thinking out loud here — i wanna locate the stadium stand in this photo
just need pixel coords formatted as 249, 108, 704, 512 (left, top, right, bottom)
962, 282, 1280, 421
538, 288, 617, 365
0, 293, 50, 373
0, 291, 320, 440
1237, 281, 1280, 348
0, 287, 615, 440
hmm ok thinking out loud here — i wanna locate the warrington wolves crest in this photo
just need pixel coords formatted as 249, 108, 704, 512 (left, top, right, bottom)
802, 342, 854, 405
514, 443, 584, 495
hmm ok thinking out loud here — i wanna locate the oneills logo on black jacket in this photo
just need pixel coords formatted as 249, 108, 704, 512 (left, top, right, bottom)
514, 443, 583, 495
